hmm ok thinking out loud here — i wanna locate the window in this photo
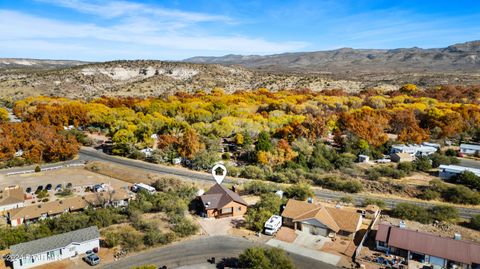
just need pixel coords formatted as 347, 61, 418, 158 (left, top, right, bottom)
221, 207, 232, 214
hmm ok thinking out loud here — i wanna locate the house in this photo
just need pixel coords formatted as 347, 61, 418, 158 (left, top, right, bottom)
199, 183, 248, 218
0, 186, 25, 213
460, 144, 480, 156
8, 226, 100, 269
375, 223, 480, 269
281, 199, 362, 238
358, 154, 370, 163
390, 152, 415, 163
7, 190, 131, 227
390, 144, 437, 157
438, 165, 480, 180
364, 204, 380, 219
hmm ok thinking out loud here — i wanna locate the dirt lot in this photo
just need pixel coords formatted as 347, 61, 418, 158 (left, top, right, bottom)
0, 167, 131, 190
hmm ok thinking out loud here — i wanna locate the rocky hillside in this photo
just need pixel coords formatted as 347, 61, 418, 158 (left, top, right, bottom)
185, 41, 480, 74
1, 40, 480, 100
0, 58, 88, 69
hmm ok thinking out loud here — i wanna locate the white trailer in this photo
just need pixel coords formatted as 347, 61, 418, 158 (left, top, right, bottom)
132, 183, 156, 194
264, 215, 282, 235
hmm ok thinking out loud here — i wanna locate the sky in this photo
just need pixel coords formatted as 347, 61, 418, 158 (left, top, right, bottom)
0, 0, 479, 61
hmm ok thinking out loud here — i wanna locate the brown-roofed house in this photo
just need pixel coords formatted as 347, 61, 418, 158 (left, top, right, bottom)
7, 189, 132, 227
281, 199, 362, 238
376, 222, 480, 268
0, 186, 25, 213
200, 183, 248, 218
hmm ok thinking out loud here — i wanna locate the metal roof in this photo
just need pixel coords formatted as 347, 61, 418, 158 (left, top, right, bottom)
376, 223, 480, 265
439, 165, 480, 177
460, 144, 480, 151
10, 226, 99, 256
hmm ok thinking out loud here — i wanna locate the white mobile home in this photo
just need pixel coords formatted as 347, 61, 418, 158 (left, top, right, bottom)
460, 144, 480, 155
8, 226, 100, 269
132, 183, 156, 194
438, 165, 480, 180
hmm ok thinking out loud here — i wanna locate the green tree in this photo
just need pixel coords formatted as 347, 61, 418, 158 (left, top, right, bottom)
286, 183, 313, 201
470, 214, 480, 231
390, 203, 431, 224
256, 131, 272, 152
238, 247, 296, 269
428, 205, 459, 222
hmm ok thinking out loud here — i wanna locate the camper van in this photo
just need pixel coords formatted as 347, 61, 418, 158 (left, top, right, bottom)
264, 215, 282, 235
132, 183, 156, 194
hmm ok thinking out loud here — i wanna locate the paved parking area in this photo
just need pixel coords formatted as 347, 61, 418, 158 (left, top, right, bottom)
266, 238, 341, 266
196, 216, 245, 236
294, 231, 330, 250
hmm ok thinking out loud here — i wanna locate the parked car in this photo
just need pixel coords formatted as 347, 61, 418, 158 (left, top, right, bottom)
25, 187, 32, 193
66, 182, 73, 188
55, 184, 62, 191
36, 185, 44, 192
45, 184, 52, 191
83, 254, 100, 266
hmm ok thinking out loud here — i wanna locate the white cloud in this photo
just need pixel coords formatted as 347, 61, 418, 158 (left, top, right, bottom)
0, 1, 308, 60
37, 0, 232, 23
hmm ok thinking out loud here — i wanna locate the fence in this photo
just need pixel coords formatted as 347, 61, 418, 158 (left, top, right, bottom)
6, 163, 85, 176
353, 211, 381, 260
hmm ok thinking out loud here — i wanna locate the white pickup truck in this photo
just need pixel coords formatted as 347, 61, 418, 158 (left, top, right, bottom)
264, 215, 282, 235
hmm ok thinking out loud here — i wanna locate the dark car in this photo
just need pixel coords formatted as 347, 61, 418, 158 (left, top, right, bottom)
66, 182, 73, 188
83, 254, 100, 266
25, 187, 32, 193
36, 185, 44, 192
55, 184, 62, 191
45, 184, 52, 191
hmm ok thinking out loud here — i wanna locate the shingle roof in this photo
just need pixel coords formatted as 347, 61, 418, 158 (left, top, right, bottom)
376, 223, 480, 265
8, 190, 131, 220
281, 199, 361, 233
0, 187, 25, 207
10, 226, 100, 256
200, 184, 247, 210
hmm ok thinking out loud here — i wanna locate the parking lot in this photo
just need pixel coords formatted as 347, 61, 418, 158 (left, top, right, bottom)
0, 167, 131, 192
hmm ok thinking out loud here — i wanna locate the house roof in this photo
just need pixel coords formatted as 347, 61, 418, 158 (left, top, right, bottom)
439, 165, 480, 177
281, 199, 361, 233
8, 190, 131, 220
0, 187, 25, 207
10, 226, 99, 256
376, 223, 480, 265
200, 184, 247, 210
460, 144, 480, 151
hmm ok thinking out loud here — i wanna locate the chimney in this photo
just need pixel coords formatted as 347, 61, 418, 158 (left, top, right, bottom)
231, 185, 237, 193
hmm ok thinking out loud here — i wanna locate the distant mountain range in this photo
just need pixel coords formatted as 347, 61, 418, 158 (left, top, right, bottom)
184, 41, 480, 74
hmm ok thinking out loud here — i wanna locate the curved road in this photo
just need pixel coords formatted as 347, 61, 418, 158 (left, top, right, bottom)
78, 147, 480, 219
100, 236, 334, 269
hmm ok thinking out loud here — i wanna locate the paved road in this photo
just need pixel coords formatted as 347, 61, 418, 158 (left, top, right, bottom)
459, 158, 480, 169
78, 148, 480, 219
100, 236, 334, 269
